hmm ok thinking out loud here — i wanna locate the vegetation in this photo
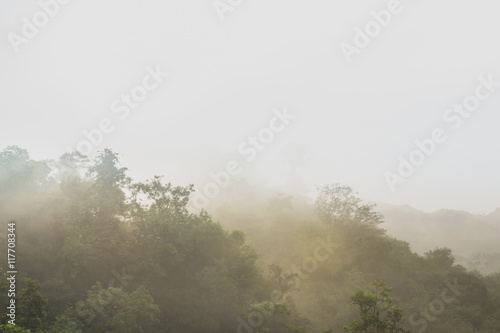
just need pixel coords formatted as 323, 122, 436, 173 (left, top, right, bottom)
341, 281, 408, 333
1, 146, 500, 332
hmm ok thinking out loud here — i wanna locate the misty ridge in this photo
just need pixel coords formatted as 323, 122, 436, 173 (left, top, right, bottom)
378, 204, 500, 274
1, 145, 500, 333
200, 174, 500, 276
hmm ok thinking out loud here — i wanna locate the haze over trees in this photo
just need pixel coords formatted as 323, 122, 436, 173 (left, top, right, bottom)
1, 146, 500, 332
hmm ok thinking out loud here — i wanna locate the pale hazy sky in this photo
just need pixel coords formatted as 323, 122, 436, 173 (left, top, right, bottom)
1, 0, 500, 214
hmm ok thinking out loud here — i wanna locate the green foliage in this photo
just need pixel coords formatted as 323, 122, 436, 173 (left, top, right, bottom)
40, 279, 76, 322
129, 175, 193, 221
17, 279, 47, 331
51, 283, 159, 333
2, 146, 500, 333
86, 149, 129, 189
86, 149, 130, 220
0, 146, 51, 192
0, 324, 31, 332
342, 281, 409, 333
425, 247, 455, 269
0, 146, 52, 221
246, 302, 304, 333
268, 264, 298, 296
0, 267, 8, 294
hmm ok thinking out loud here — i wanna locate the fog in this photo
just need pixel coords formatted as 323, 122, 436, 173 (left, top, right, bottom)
1, 1, 500, 332
2, 0, 500, 214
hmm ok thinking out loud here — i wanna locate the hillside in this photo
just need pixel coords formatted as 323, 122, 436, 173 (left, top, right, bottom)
1, 147, 500, 332
376, 203, 500, 274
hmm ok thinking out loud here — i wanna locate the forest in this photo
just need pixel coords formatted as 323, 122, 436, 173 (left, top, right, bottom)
1, 145, 500, 332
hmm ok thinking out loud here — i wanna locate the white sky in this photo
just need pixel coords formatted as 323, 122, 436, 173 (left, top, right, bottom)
1, 0, 500, 214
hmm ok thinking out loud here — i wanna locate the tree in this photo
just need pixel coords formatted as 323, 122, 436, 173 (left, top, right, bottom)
129, 175, 193, 223
342, 281, 409, 333
0, 146, 51, 192
246, 302, 303, 333
315, 184, 383, 227
0, 324, 32, 332
59, 149, 133, 286
0, 267, 10, 326
424, 247, 455, 269
0, 146, 52, 220
41, 278, 76, 322
86, 149, 130, 221
268, 264, 298, 297
128, 176, 261, 332
17, 279, 47, 331
52, 151, 89, 182
51, 283, 160, 333
86, 149, 128, 189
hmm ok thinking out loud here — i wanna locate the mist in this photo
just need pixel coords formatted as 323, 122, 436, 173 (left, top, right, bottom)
1, 0, 500, 332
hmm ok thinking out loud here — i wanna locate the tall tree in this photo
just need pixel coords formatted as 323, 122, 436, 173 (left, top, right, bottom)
315, 183, 384, 227
86, 149, 130, 220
